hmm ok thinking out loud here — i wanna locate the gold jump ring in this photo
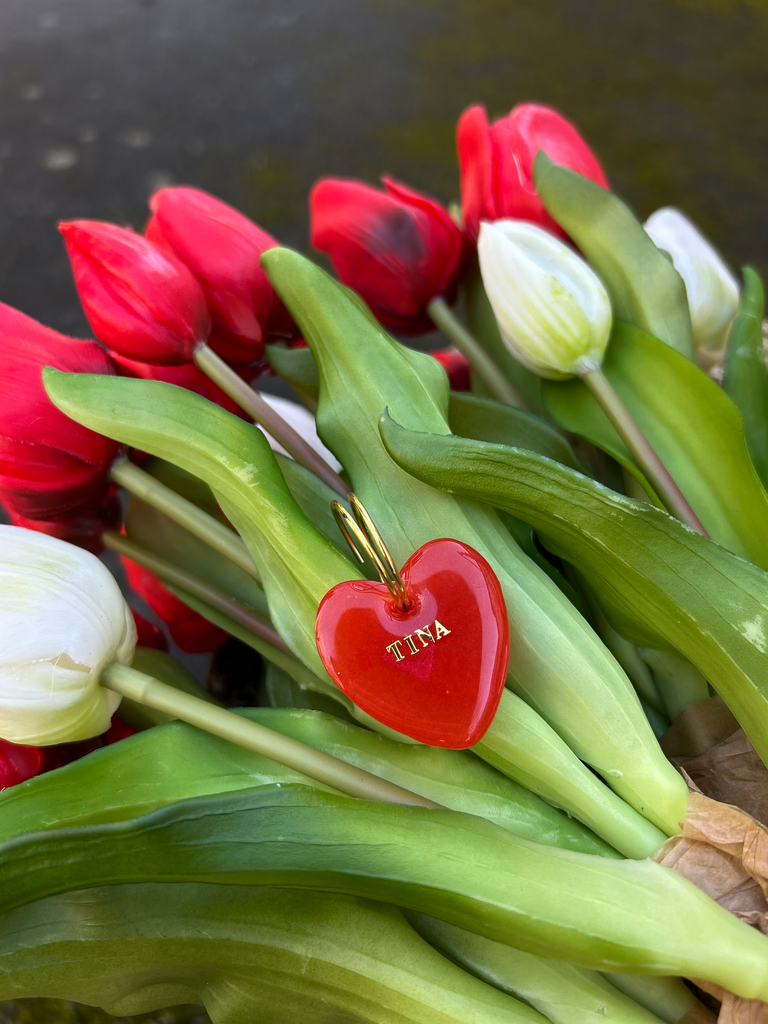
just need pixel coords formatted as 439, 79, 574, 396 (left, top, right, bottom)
331, 493, 410, 610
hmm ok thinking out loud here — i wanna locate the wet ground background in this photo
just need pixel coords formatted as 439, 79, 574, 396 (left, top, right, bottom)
0, 0, 766, 342
0, 3, 765, 1019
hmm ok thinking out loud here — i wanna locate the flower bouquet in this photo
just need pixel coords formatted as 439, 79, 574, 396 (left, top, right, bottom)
0, 102, 766, 1024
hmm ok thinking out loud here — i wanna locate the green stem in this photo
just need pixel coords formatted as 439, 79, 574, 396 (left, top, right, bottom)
102, 662, 441, 808
165, 582, 344, 700
476, 691, 667, 858
111, 457, 261, 585
427, 297, 526, 408
581, 368, 708, 536
194, 342, 348, 497
103, 529, 286, 655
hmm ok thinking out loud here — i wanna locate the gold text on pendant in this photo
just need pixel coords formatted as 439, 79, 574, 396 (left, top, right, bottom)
386, 620, 451, 662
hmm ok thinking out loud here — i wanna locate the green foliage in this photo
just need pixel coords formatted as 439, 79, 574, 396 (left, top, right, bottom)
0, 886, 542, 1024
0, 786, 764, 997
725, 267, 767, 487
43, 368, 361, 682
265, 343, 320, 400
0, 707, 612, 857
124, 496, 270, 618
543, 322, 767, 567
408, 914, 666, 1024
262, 248, 686, 836
448, 391, 582, 471
379, 416, 768, 762
533, 156, 693, 357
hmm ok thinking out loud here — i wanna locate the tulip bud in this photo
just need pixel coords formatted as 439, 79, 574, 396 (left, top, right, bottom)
644, 208, 739, 364
310, 176, 466, 334
429, 349, 472, 391
0, 302, 120, 522
121, 555, 228, 654
0, 526, 136, 745
478, 220, 612, 380
146, 186, 294, 366
60, 220, 211, 366
457, 103, 608, 243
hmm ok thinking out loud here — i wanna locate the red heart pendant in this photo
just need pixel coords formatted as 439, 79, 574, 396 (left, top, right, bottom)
315, 538, 509, 748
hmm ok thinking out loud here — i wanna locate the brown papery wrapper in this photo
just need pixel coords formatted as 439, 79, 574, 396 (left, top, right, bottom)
655, 697, 767, 1022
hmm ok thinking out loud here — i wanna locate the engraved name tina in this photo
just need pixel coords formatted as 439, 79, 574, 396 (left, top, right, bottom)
386, 620, 451, 662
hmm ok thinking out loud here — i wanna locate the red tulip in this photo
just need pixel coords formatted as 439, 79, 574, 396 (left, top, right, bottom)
457, 103, 609, 242
122, 555, 229, 653
131, 608, 168, 651
146, 187, 294, 366
110, 350, 245, 418
430, 349, 471, 391
43, 716, 138, 772
0, 738, 45, 791
60, 220, 210, 366
310, 176, 466, 334
6, 493, 122, 554
0, 302, 120, 521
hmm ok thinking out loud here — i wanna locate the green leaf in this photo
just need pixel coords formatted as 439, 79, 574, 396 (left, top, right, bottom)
144, 457, 222, 516
260, 661, 357, 721
124, 496, 270, 618
542, 322, 767, 567
448, 391, 582, 471
408, 914, 666, 1024
0, 786, 764, 996
379, 416, 768, 763
265, 342, 320, 400
533, 155, 693, 358
273, 452, 354, 559
463, 260, 547, 416
263, 248, 687, 837
0, 707, 614, 858
43, 369, 362, 680
725, 267, 767, 487
0, 884, 543, 1024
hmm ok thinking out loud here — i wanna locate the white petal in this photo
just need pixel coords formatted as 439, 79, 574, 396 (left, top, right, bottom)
256, 392, 342, 473
478, 220, 612, 379
0, 526, 136, 745
644, 208, 739, 358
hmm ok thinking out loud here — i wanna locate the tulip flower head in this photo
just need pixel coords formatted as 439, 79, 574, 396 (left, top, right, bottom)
310, 176, 466, 334
429, 349, 472, 391
644, 207, 739, 364
0, 302, 120, 522
457, 103, 608, 243
60, 220, 211, 365
146, 186, 294, 366
0, 526, 136, 745
478, 220, 612, 379
1, 737, 45, 791
6, 495, 122, 555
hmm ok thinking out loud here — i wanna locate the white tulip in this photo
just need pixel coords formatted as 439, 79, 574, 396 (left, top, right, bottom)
478, 220, 613, 380
0, 526, 136, 745
644, 207, 739, 364
256, 392, 342, 472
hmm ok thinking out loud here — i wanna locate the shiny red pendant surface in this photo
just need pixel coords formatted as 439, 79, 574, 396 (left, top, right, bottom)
315, 538, 509, 748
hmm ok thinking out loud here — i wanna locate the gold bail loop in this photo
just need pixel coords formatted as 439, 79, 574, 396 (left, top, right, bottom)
331, 493, 411, 610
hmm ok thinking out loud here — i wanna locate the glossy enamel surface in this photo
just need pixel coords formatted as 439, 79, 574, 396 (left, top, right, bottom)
316, 539, 509, 747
